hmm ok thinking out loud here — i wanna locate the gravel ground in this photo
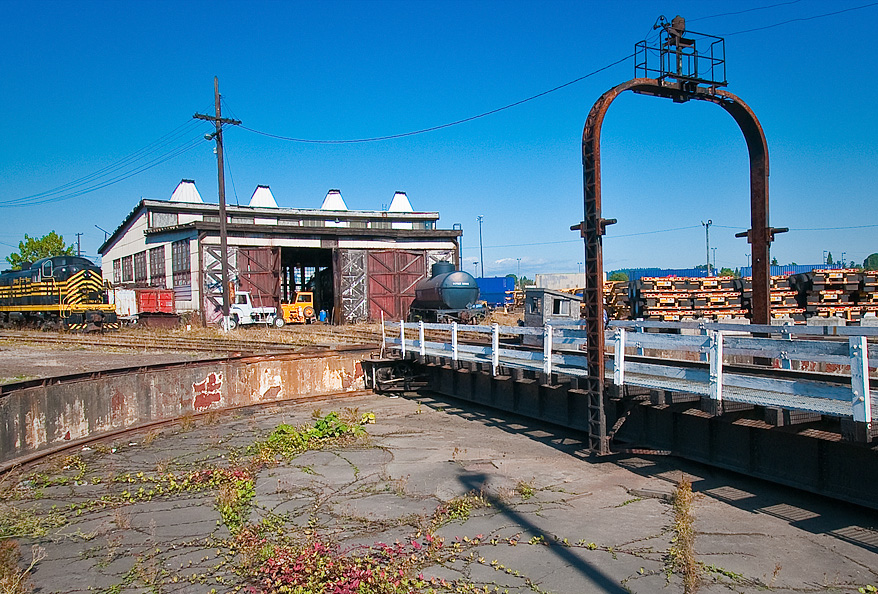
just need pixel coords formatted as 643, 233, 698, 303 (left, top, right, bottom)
3, 392, 878, 594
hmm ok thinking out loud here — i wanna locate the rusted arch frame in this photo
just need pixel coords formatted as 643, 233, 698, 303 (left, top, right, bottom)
581, 78, 771, 453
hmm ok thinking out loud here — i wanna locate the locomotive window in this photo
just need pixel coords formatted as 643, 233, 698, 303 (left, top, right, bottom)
41, 260, 53, 278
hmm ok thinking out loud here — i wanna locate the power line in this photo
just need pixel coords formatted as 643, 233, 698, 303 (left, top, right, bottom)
461, 225, 703, 251
0, 116, 215, 208
2, 119, 208, 206
238, 54, 633, 144
689, 0, 802, 22
714, 223, 878, 231
0, 136, 209, 207
721, 2, 878, 35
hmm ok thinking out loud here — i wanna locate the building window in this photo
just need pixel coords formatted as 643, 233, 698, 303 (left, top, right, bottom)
149, 246, 166, 287
121, 256, 133, 283
113, 259, 121, 284
171, 239, 191, 287
151, 212, 178, 228
369, 220, 392, 230
302, 219, 325, 228
134, 251, 147, 286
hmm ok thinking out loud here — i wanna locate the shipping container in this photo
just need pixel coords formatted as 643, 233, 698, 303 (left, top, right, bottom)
476, 276, 515, 306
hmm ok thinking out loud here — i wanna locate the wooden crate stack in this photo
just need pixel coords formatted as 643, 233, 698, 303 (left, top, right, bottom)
861, 271, 878, 318
739, 276, 806, 321
603, 281, 631, 320
637, 276, 745, 321
808, 269, 865, 321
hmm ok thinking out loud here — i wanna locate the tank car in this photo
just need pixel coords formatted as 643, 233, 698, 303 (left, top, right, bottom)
408, 262, 484, 323
0, 255, 119, 331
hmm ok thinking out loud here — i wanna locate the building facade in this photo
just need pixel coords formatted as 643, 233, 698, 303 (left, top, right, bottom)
99, 181, 461, 325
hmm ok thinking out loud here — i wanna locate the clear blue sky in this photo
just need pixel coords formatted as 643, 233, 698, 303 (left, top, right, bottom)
1, 0, 876, 277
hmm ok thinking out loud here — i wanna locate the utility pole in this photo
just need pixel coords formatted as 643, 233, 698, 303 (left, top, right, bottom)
477, 215, 485, 278
701, 219, 712, 275
194, 77, 241, 331
75, 233, 83, 257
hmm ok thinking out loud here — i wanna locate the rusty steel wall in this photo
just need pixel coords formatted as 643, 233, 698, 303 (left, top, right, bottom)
0, 351, 368, 467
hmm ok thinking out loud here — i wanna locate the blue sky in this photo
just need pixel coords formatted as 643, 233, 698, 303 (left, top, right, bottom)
1, 0, 876, 277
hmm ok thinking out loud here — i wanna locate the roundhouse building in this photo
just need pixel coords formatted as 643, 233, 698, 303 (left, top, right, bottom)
98, 180, 461, 325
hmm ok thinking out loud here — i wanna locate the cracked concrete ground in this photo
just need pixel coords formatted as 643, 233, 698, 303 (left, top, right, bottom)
4, 391, 878, 594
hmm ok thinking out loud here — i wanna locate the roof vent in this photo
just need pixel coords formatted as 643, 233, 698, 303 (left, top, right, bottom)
249, 185, 278, 208
169, 179, 204, 203
388, 191, 413, 212
320, 189, 348, 211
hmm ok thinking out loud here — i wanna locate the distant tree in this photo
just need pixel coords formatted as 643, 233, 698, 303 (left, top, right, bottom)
771, 257, 779, 266
694, 264, 708, 271
719, 267, 736, 277
864, 253, 878, 270
826, 252, 834, 266
608, 271, 629, 282
789, 262, 797, 266
5, 231, 74, 270
518, 276, 534, 288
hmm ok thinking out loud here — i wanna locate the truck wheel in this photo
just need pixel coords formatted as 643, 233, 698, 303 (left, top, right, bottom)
273, 316, 285, 328
226, 316, 238, 330
303, 306, 315, 318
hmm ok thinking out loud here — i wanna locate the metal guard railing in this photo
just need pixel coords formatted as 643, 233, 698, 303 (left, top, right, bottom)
382, 320, 876, 424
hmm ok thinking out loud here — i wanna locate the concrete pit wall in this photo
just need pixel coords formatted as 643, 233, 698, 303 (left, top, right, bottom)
0, 350, 368, 467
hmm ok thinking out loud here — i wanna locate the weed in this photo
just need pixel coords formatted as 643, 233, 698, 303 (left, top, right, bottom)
516, 480, 535, 501
667, 476, 698, 593
141, 428, 162, 446
178, 411, 195, 432
203, 410, 222, 425
860, 586, 878, 593
0, 541, 46, 594
215, 468, 255, 534
615, 497, 642, 507
432, 491, 490, 526
250, 412, 372, 462
113, 507, 131, 530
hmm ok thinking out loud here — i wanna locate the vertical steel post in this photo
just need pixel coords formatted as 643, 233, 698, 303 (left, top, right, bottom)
613, 328, 626, 386
419, 321, 425, 357
850, 336, 872, 433
709, 330, 724, 410
543, 324, 553, 377
492, 323, 500, 376
452, 322, 459, 367
400, 323, 406, 358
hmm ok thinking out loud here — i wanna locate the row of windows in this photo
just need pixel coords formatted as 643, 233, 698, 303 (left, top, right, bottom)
148, 211, 434, 230
112, 241, 189, 288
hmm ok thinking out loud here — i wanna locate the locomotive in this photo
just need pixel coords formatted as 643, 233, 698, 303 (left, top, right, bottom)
0, 255, 119, 331
408, 262, 484, 323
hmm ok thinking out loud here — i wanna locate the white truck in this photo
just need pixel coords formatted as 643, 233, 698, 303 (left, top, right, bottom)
227, 291, 285, 329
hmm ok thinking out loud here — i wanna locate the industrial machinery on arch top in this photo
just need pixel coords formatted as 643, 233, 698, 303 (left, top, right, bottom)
0, 255, 118, 331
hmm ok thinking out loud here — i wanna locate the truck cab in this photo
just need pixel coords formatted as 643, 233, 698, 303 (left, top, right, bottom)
228, 291, 284, 329
280, 291, 317, 324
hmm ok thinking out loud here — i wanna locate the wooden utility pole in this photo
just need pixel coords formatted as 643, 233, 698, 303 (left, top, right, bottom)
194, 77, 241, 331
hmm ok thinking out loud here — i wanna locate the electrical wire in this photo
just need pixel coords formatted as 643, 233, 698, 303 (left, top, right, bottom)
1, 119, 210, 206
238, 54, 633, 144
689, 0, 802, 22
0, 136, 210, 208
721, 2, 878, 36
460, 225, 703, 252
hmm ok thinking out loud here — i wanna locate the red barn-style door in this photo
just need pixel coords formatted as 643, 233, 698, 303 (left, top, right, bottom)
367, 250, 426, 321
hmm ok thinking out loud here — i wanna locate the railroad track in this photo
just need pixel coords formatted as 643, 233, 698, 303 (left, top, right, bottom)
0, 326, 383, 353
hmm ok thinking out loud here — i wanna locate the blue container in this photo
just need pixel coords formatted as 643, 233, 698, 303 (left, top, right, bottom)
476, 276, 515, 306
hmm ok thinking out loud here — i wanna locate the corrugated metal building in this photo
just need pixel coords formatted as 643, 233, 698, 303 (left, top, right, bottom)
98, 180, 461, 325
